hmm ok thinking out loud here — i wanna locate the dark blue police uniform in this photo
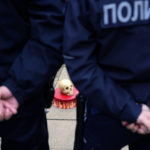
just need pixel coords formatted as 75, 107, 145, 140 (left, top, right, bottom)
63, 0, 150, 149
0, 0, 64, 149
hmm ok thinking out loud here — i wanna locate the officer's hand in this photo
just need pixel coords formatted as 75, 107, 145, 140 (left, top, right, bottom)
0, 86, 19, 121
122, 104, 150, 134
136, 104, 150, 134
0, 100, 6, 121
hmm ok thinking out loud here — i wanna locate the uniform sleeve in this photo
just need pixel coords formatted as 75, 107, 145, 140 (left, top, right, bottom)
63, 0, 141, 122
3, 0, 64, 105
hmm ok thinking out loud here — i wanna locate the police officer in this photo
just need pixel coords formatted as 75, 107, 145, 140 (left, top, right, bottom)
63, 0, 150, 149
0, 0, 64, 149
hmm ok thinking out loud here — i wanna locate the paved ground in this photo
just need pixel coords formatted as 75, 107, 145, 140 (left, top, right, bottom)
46, 65, 129, 150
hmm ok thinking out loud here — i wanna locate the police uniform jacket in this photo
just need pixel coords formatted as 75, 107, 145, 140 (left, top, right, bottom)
0, 0, 64, 116
63, 0, 150, 122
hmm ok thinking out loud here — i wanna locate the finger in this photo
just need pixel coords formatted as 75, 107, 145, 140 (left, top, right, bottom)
3, 108, 13, 120
136, 123, 150, 134
136, 129, 145, 134
122, 121, 129, 126
126, 123, 138, 132
0, 101, 5, 121
3, 101, 17, 115
136, 124, 141, 129
130, 124, 138, 133
136, 125, 149, 134
8, 97, 19, 110
140, 118, 150, 132
122, 121, 138, 132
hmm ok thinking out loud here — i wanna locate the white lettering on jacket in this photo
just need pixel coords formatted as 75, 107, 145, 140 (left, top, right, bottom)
103, 0, 150, 25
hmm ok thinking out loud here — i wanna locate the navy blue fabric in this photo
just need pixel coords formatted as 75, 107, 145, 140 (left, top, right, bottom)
83, 113, 141, 150
1, 111, 49, 150
129, 135, 150, 150
0, 0, 64, 116
83, 113, 150, 150
62, 0, 150, 123
63, 0, 150, 149
0, 0, 64, 147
